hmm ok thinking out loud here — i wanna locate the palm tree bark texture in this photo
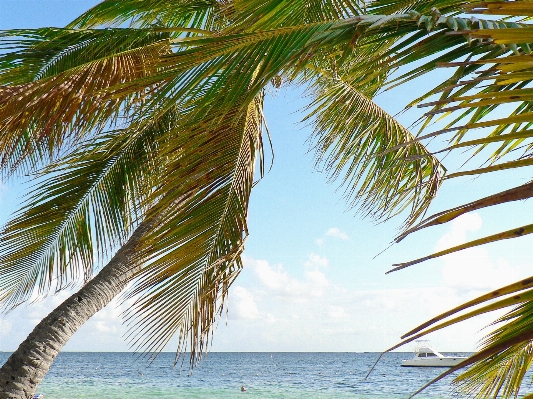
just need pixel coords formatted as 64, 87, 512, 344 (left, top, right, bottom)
0, 218, 152, 399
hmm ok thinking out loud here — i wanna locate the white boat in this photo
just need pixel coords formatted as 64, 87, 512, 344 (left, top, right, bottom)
401, 341, 467, 367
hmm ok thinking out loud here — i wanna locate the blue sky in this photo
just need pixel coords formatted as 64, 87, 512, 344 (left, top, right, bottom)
1, 0, 533, 354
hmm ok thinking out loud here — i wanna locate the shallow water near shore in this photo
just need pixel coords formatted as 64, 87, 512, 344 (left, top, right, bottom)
0, 352, 477, 398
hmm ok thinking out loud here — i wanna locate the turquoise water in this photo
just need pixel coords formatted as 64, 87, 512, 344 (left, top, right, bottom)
2, 352, 471, 398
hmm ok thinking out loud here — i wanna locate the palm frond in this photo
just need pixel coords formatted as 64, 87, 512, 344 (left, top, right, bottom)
382, 3, 533, 277
68, 0, 221, 30
368, 0, 474, 16
467, 1, 533, 17
306, 70, 444, 226
0, 30, 172, 172
0, 28, 171, 85
0, 10, 513, 311
104, 14, 514, 229
396, 181, 533, 241
453, 341, 533, 399
0, 108, 175, 309
389, 223, 533, 273
121, 96, 264, 362
231, 0, 363, 31
376, 5, 533, 395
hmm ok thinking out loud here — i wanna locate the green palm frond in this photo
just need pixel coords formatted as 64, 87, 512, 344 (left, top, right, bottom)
369, 6, 533, 280
380, 18, 522, 94
389, 222, 533, 272
102, 12, 501, 198
367, 0, 474, 16
401, 277, 533, 340
231, 0, 363, 31
467, 1, 533, 17
0, 30, 172, 172
306, 70, 443, 226
383, 3, 533, 281
68, 0, 220, 30
0, 108, 174, 309
121, 96, 263, 360
453, 341, 533, 399
0, 8, 508, 177
0, 28, 172, 85
406, 300, 533, 399
364, 3, 533, 397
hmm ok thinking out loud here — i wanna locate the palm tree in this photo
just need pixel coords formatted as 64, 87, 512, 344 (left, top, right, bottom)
0, 0, 533, 398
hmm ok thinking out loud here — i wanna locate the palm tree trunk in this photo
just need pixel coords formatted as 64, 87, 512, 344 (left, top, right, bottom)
0, 217, 153, 399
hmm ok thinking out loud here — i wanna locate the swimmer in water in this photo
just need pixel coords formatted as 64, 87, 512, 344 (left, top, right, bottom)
241, 386, 247, 392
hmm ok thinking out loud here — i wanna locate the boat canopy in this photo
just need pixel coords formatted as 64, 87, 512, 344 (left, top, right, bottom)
416, 347, 444, 358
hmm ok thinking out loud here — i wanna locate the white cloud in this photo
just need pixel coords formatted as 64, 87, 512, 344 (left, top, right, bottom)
253, 259, 291, 291
89, 303, 122, 335
222, 242, 533, 353
304, 269, 329, 297
93, 301, 123, 321
315, 227, 349, 247
435, 213, 524, 291
328, 305, 345, 319
95, 321, 112, 332
0, 319, 11, 336
304, 253, 329, 269
436, 212, 483, 251
266, 313, 276, 324
362, 295, 397, 311
217, 259, 493, 352
248, 257, 329, 301
232, 255, 482, 351
232, 286, 260, 320
441, 249, 519, 291
325, 227, 349, 240
315, 238, 325, 246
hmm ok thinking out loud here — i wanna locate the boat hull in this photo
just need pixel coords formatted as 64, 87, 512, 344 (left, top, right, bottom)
401, 357, 466, 367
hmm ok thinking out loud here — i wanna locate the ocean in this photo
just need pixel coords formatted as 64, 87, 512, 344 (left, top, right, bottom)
3, 352, 473, 398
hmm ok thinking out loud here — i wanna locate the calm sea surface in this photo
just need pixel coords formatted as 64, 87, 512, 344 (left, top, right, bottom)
0, 352, 479, 398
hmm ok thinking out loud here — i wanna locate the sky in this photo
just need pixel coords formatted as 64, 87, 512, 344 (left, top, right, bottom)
1, 0, 533, 355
